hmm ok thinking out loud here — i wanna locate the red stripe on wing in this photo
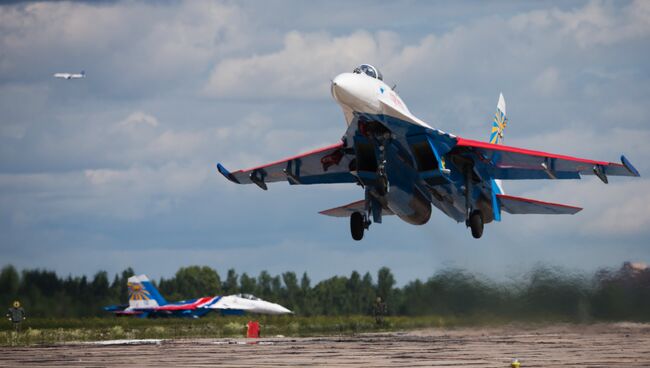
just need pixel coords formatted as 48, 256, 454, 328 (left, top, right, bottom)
455, 137, 609, 166
154, 297, 214, 311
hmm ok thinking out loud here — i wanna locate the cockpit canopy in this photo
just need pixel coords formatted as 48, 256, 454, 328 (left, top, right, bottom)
353, 64, 383, 81
236, 293, 261, 301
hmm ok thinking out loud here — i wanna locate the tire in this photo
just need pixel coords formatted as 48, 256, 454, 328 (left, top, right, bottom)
350, 212, 364, 241
469, 210, 483, 239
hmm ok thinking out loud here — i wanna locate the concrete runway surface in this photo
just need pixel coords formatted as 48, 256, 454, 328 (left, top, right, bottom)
1, 323, 649, 367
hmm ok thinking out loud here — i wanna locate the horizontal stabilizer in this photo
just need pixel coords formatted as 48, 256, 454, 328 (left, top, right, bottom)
319, 200, 394, 217
497, 194, 582, 215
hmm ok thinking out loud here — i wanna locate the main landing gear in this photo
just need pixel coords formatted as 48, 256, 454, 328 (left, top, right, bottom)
463, 164, 484, 239
467, 210, 484, 239
350, 212, 371, 241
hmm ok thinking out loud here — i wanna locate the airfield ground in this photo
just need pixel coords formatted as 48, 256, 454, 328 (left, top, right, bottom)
1, 323, 649, 367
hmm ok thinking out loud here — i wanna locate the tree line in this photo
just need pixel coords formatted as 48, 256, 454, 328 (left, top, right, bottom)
1, 263, 648, 321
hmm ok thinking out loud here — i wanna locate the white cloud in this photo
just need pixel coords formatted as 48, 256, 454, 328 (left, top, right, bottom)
204, 30, 402, 99
118, 111, 159, 128
555, 0, 650, 48
532, 67, 562, 96
508, 1, 650, 49
505, 179, 650, 238
0, 1, 251, 92
203, 1, 649, 101
580, 180, 650, 236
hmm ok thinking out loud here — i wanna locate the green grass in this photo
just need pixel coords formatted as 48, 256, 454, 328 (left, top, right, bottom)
1, 315, 476, 346
2, 313, 594, 346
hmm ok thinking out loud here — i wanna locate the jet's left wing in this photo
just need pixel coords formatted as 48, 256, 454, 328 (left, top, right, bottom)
453, 138, 640, 182
217, 142, 357, 189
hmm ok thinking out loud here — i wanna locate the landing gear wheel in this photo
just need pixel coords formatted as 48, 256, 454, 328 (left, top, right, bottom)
469, 210, 484, 239
350, 212, 365, 241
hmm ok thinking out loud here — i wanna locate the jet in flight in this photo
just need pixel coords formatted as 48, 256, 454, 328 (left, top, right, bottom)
218, 64, 640, 239
53, 71, 85, 80
104, 274, 292, 318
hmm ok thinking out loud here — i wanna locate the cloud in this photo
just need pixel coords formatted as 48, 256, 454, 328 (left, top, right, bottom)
532, 67, 562, 96
0, 1, 252, 95
508, 0, 650, 48
504, 179, 650, 239
118, 111, 159, 128
555, 0, 650, 48
202, 0, 650, 105
580, 180, 650, 236
204, 30, 398, 99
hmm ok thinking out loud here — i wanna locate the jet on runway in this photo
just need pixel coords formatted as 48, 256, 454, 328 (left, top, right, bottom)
53, 71, 85, 80
104, 274, 292, 318
218, 64, 640, 239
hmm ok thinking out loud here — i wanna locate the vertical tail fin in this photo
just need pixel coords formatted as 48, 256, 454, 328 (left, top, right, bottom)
489, 94, 507, 221
127, 274, 167, 309
489, 93, 507, 145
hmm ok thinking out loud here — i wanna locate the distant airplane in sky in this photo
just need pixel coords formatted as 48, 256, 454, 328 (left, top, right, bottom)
104, 274, 292, 318
53, 71, 85, 80
218, 64, 640, 239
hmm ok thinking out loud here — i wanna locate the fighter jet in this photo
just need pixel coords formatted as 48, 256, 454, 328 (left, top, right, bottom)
218, 64, 639, 239
104, 274, 292, 318
53, 71, 85, 80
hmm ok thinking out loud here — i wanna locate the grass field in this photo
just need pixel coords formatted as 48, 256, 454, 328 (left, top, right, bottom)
1, 315, 483, 346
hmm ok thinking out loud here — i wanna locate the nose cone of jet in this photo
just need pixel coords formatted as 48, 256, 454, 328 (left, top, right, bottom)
246, 298, 293, 315
263, 302, 293, 315
331, 73, 361, 105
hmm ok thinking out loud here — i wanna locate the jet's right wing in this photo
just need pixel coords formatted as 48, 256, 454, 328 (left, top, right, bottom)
217, 142, 357, 189
453, 137, 640, 181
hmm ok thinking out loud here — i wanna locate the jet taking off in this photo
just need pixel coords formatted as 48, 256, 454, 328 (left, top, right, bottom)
53, 71, 85, 80
218, 64, 640, 239
104, 274, 292, 318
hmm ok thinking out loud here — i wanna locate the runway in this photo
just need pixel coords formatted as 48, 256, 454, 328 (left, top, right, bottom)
1, 323, 649, 367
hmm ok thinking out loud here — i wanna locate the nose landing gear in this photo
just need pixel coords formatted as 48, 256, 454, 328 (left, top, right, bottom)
350, 211, 371, 241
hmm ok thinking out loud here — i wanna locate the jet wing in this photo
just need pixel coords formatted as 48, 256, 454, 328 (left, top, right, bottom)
217, 142, 357, 189
454, 138, 640, 182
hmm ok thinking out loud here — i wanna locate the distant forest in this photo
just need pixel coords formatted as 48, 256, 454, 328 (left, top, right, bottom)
1, 263, 648, 321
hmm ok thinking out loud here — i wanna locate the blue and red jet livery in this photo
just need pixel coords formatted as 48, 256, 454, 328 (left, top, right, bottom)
104, 274, 292, 318
218, 64, 640, 239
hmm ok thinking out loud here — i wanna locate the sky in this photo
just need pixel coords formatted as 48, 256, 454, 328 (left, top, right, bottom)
1, 0, 649, 285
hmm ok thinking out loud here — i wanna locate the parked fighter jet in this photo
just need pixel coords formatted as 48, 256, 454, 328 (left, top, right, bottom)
104, 274, 292, 318
217, 64, 640, 239
53, 71, 85, 80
